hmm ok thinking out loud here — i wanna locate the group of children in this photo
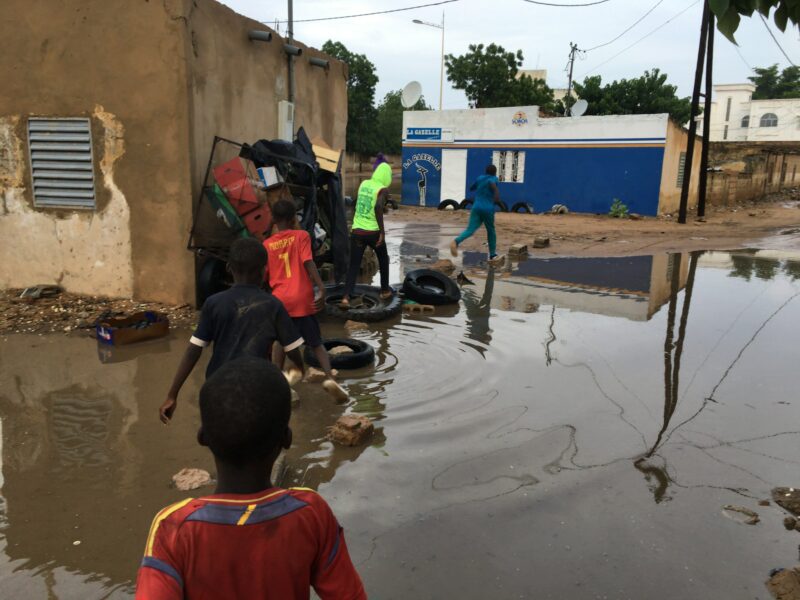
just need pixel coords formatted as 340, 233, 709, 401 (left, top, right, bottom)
146, 199, 364, 599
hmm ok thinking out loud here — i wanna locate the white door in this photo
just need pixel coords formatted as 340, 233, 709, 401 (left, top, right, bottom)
441, 149, 468, 202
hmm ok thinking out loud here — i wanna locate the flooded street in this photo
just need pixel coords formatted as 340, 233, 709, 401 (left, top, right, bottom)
2, 221, 800, 598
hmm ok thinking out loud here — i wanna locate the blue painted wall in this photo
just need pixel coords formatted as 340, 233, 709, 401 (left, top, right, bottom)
402, 145, 666, 216
401, 148, 443, 207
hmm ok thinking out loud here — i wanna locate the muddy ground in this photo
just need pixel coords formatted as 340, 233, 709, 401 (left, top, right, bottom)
399, 191, 800, 258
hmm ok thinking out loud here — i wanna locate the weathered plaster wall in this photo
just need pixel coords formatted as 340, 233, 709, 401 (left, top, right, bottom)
185, 0, 348, 196
658, 120, 703, 215
0, 0, 195, 303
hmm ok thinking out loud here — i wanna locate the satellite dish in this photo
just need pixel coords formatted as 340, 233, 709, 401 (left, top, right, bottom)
570, 99, 588, 117
401, 81, 423, 108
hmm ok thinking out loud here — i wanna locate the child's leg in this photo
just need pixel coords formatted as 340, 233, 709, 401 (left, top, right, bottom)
455, 209, 483, 247
312, 344, 335, 379
343, 235, 367, 301
272, 341, 286, 370
371, 239, 391, 294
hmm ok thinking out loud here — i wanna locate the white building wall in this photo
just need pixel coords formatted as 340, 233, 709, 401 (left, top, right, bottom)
703, 83, 800, 142
747, 99, 800, 141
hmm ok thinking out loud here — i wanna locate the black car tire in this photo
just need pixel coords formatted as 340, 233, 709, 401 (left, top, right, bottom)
459, 198, 474, 210
197, 257, 230, 307
511, 202, 533, 214
402, 269, 461, 305
304, 338, 375, 370
323, 284, 403, 322
438, 199, 460, 211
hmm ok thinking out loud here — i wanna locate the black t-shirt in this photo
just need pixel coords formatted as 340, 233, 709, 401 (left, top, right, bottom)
191, 284, 303, 377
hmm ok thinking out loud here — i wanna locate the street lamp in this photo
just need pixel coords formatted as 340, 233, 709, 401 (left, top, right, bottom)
412, 12, 445, 111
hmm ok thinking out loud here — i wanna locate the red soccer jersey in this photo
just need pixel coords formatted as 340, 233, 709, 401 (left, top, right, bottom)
136, 487, 366, 600
264, 230, 316, 317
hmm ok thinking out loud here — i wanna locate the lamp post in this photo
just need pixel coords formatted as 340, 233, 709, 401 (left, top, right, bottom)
412, 12, 445, 110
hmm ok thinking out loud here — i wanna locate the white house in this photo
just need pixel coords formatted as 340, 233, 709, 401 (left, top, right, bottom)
702, 83, 800, 142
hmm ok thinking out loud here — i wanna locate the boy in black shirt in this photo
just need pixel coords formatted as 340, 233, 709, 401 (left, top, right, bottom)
159, 238, 305, 423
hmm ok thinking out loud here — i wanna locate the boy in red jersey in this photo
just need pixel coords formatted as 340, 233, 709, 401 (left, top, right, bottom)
264, 200, 346, 401
136, 357, 366, 600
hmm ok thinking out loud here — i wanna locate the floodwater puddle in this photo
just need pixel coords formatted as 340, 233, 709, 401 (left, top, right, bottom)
1, 227, 800, 598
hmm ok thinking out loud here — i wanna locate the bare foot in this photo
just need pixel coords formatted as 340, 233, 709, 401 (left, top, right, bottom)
322, 378, 349, 403
339, 298, 350, 310
450, 240, 458, 257
283, 369, 302, 386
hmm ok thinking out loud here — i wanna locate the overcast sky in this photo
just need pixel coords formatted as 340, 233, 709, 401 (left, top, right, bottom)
219, 0, 798, 109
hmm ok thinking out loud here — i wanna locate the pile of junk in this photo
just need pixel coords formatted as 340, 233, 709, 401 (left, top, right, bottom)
188, 129, 351, 306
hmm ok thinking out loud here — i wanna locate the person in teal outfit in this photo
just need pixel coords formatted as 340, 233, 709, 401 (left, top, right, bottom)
451, 164, 503, 263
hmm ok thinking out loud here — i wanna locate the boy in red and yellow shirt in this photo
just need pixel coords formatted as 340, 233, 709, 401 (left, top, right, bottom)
136, 357, 366, 600
264, 200, 345, 400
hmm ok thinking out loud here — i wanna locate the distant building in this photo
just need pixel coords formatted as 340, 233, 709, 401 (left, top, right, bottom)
701, 83, 800, 142
517, 69, 576, 104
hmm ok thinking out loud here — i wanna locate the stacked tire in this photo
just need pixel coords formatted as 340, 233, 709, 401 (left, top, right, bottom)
401, 269, 461, 306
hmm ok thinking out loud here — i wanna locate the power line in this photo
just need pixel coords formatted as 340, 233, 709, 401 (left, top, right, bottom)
733, 44, 753, 71
759, 12, 797, 67
584, 0, 701, 75
270, 0, 459, 24
521, 0, 611, 5
584, 0, 665, 51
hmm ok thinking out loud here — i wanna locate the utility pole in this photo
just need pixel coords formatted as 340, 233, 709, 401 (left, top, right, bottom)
678, 1, 710, 224
565, 42, 579, 116
439, 11, 445, 111
697, 11, 715, 218
287, 0, 295, 103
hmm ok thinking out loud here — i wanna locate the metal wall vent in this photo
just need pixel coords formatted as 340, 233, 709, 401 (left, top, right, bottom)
28, 118, 96, 209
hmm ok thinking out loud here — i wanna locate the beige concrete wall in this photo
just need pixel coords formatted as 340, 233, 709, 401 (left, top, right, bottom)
185, 0, 348, 196
0, 0, 196, 303
658, 120, 703, 215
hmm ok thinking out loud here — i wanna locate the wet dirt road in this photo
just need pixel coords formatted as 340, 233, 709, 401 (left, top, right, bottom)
1, 222, 800, 598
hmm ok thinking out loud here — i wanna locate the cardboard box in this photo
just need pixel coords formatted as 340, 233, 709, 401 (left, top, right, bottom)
257, 166, 283, 188
96, 311, 170, 346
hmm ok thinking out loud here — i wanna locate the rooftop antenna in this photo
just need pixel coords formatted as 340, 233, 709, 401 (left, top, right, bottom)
401, 81, 423, 109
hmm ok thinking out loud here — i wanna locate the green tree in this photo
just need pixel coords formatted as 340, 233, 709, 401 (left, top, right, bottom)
709, 0, 800, 43
749, 64, 800, 99
374, 90, 430, 155
572, 69, 693, 124
445, 43, 556, 110
322, 40, 379, 154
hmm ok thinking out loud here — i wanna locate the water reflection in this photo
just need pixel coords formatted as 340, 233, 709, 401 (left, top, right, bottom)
462, 267, 495, 353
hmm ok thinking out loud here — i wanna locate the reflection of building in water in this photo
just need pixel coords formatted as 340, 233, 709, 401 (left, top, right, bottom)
464, 253, 690, 321
698, 249, 800, 282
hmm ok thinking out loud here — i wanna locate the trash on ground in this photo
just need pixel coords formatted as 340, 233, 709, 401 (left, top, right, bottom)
19, 284, 62, 300
784, 517, 798, 531
722, 504, 760, 525
773, 488, 800, 516
172, 468, 213, 491
629, 213, 642, 220
322, 378, 349, 403
327, 414, 374, 446
429, 259, 456, 275
766, 566, 800, 600
96, 311, 169, 346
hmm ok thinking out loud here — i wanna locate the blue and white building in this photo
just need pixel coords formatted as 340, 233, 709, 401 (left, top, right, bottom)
401, 106, 700, 216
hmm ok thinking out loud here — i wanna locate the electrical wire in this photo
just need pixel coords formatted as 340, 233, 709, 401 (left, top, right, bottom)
733, 44, 753, 71
584, 0, 665, 51
521, 0, 611, 5
270, 0, 459, 24
584, 0, 701, 75
758, 12, 797, 67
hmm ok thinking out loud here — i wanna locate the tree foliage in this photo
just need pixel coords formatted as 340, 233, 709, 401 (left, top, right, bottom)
445, 43, 556, 110
572, 69, 693, 124
322, 40, 379, 154
375, 90, 430, 154
749, 64, 800, 98
709, 0, 800, 43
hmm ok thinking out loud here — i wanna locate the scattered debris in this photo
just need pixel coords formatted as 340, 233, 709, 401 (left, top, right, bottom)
403, 303, 435, 314
19, 284, 62, 300
749, 212, 758, 217
429, 259, 456, 275
172, 468, 213, 491
722, 504, 760, 525
72, 540, 81, 546
327, 414, 374, 446
96, 311, 169, 346
766, 566, 800, 600
508, 244, 528, 257
322, 378, 349, 403
784, 517, 798, 531
760, 500, 772, 507
629, 213, 642, 221
550, 204, 569, 215
0, 289, 196, 335
533, 236, 550, 249
773, 488, 800, 516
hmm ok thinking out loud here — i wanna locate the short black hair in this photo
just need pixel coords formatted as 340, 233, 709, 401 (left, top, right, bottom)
485, 164, 497, 176
199, 357, 291, 465
272, 199, 297, 223
227, 237, 266, 276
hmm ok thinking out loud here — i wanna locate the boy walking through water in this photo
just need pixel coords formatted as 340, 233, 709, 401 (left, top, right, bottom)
137, 357, 366, 599
264, 200, 346, 401
450, 164, 503, 264
341, 161, 393, 308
